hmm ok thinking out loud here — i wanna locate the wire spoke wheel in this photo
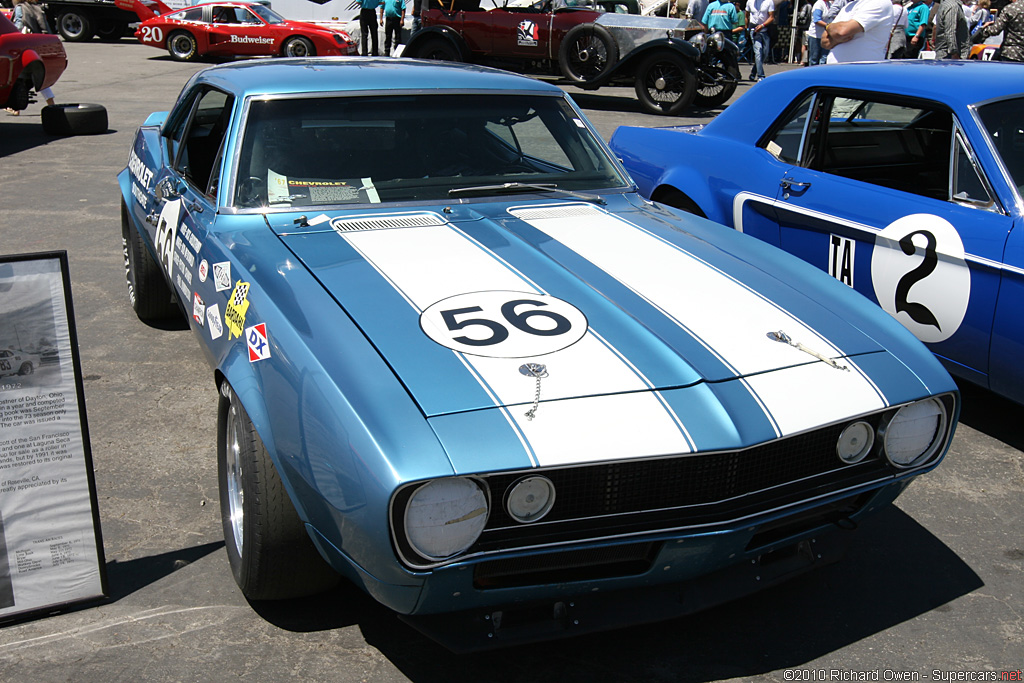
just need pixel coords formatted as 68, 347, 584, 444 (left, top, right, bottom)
559, 24, 618, 84
634, 52, 696, 115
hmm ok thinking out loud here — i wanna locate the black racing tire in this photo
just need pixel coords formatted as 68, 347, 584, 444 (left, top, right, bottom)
56, 9, 93, 42
558, 23, 618, 85
167, 30, 198, 62
282, 35, 315, 57
652, 187, 707, 217
121, 199, 182, 322
41, 103, 108, 136
218, 383, 341, 601
414, 36, 461, 61
95, 18, 127, 42
17, 362, 33, 376
692, 50, 739, 108
634, 51, 697, 116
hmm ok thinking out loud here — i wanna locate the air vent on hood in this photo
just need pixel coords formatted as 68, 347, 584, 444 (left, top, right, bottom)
508, 204, 597, 221
330, 212, 445, 233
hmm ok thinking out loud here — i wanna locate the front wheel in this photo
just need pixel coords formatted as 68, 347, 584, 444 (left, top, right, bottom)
166, 31, 198, 62
413, 36, 461, 61
18, 363, 33, 376
558, 23, 618, 85
282, 36, 315, 58
634, 52, 697, 116
692, 51, 739, 108
56, 10, 93, 42
121, 200, 182, 322
218, 383, 340, 600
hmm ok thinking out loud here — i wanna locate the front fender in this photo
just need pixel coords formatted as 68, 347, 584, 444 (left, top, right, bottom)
405, 26, 467, 60
611, 38, 700, 77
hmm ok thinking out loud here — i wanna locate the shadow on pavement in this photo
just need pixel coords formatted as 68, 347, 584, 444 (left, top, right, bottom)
105, 541, 225, 602
246, 505, 981, 682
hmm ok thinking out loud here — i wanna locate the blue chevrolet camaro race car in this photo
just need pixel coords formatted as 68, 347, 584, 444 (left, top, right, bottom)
610, 60, 1024, 406
118, 58, 958, 650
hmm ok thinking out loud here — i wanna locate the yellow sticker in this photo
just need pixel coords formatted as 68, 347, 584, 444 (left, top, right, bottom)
225, 281, 251, 340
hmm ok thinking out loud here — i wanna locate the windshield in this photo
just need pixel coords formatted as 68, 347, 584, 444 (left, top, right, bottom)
249, 4, 284, 24
978, 96, 1024, 196
233, 93, 627, 208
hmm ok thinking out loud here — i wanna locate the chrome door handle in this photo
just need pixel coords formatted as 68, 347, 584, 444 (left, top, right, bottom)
781, 177, 811, 198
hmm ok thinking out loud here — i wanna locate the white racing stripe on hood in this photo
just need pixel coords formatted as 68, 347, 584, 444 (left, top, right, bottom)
335, 212, 694, 466
510, 204, 888, 434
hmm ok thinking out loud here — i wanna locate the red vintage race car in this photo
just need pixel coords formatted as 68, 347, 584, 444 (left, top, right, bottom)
0, 12, 67, 111
133, 1, 357, 61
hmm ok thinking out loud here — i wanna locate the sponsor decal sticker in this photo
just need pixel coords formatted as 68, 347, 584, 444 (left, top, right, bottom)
198, 259, 209, 283
517, 20, 538, 46
207, 303, 224, 340
230, 34, 274, 44
212, 261, 232, 292
192, 292, 206, 326
246, 323, 271, 362
225, 281, 251, 340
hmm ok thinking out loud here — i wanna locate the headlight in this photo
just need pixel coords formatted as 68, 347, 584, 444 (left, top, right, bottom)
881, 398, 946, 468
505, 476, 555, 523
710, 31, 725, 51
689, 32, 707, 52
836, 420, 874, 464
404, 477, 489, 561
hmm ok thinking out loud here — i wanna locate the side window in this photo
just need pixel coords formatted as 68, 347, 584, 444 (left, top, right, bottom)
817, 95, 953, 201
952, 130, 994, 208
764, 92, 819, 165
173, 88, 234, 197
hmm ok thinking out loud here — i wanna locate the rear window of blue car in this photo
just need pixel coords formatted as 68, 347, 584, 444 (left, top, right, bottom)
231, 93, 628, 208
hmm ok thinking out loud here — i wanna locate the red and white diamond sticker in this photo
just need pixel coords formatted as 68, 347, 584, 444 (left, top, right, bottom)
192, 292, 206, 326
246, 323, 270, 363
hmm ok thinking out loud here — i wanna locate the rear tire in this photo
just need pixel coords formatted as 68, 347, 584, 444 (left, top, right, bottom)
558, 23, 618, 85
95, 18, 127, 41
167, 31, 198, 61
634, 51, 697, 116
218, 383, 340, 600
121, 200, 182, 322
57, 10, 93, 41
41, 104, 108, 136
282, 36, 315, 57
414, 36, 461, 61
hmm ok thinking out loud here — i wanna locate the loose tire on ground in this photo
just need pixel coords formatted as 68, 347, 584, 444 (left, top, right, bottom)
414, 36, 461, 61
558, 23, 618, 85
167, 30, 198, 61
218, 383, 341, 600
120, 200, 182, 322
692, 50, 739, 108
282, 35, 315, 57
56, 10, 93, 41
41, 103, 108, 136
634, 51, 697, 116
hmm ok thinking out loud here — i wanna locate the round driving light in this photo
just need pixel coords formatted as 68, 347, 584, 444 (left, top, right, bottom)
836, 420, 874, 464
505, 476, 556, 524
404, 478, 488, 561
883, 398, 945, 468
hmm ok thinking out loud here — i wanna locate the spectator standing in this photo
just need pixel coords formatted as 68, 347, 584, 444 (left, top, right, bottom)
687, 0, 711, 24
821, 0, 895, 61
905, 0, 933, 55
970, 0, 992, 31
932, 0, 969, 56
808, 0, 831, 62
380, 0, 405, 55
7, 0, 56, 115
889, 0, 909, 55
359, 0, 383, 56
746, 0, 776, 79
974, 0, 1024, 60
731, 0, 750, 53
703, 0, 741, 30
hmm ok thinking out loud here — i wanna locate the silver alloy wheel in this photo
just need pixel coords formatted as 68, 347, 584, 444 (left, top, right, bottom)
224, 402, 245, 557
168, 33, 196, 60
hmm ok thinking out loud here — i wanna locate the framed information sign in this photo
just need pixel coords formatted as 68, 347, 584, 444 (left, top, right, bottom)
0, 252, 107, 622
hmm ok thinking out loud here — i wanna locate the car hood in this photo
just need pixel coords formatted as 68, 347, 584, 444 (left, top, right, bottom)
272, 199, 889, 423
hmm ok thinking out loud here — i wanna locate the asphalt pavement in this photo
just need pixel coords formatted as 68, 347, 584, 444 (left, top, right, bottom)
0, 40, 1020, 683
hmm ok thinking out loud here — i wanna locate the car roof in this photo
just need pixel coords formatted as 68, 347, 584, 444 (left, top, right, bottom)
190, 57, 568, 100
710, 61, 1024, 141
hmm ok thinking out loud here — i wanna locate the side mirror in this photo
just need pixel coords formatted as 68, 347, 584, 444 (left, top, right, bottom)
155, 176, 185, 202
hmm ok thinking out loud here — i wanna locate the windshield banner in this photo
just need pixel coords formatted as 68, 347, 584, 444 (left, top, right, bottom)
0, 252, 106, 623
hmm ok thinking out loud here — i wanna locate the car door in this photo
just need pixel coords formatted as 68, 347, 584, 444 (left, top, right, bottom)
750, 89, 1012, 388
206, 5, 273, 56
149, 86, 235, 328
483, 1, 554, 58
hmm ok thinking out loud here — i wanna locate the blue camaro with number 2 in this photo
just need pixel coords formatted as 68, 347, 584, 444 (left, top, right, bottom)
119, 58, 957, 651
611, 60, 1024, 405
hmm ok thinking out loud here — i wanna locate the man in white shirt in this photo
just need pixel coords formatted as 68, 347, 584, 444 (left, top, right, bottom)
746, 0, 776, 79
821, 0, 895, 61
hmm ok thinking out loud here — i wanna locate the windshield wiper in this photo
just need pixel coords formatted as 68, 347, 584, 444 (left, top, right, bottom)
448, 182, 606, 205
